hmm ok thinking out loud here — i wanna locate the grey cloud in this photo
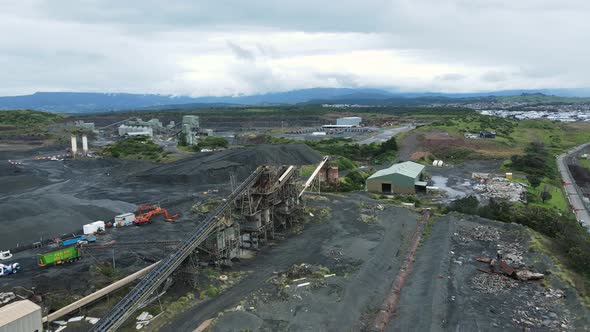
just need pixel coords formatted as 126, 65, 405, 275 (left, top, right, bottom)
226, 41, 255, 61
1, 0, 590, 95
256, 43, 280, 59
435, 73, 466, 81
314, 73, 360, 87
481, 71, 510, 82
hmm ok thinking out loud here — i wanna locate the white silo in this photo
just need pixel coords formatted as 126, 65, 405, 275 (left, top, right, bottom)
82, 135, 89, 155
70, 136, 78, 157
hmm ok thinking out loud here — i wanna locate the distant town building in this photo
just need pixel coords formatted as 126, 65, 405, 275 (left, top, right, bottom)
118, 124, 153, 137
336, 116, 362, 127
366, 161, 427, 194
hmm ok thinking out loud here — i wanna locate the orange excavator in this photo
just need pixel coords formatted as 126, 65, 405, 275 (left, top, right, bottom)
134, 205, 180, 225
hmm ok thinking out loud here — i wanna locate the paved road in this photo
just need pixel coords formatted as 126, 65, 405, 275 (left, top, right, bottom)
557, 142, 590, 229
357, 125, 415, 145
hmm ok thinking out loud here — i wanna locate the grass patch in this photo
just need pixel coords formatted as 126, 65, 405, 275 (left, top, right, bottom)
528, 230, 590, 306
103, 135, 172, 161
409, 115, 590, 161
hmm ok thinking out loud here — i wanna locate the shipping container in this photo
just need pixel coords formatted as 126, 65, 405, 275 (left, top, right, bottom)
83, 220, 106, 235
37, 246, 81, 267
83, 223, 98, 235
61, 235, 87, 247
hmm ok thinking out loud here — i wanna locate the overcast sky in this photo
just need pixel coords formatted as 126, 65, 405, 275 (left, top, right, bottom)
1, 0, 589, 96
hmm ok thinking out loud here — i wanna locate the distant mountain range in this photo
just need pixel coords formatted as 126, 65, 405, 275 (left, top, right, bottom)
1, 87, 590, 113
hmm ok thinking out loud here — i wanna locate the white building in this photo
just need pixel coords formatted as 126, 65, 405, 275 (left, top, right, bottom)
336, 116, 362, 127
118, 125, 153, 137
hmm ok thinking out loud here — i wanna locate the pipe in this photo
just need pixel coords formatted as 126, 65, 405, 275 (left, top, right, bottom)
43, 261, 159, 323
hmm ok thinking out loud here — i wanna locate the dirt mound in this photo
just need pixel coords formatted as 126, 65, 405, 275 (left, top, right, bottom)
134, 144, 322, 185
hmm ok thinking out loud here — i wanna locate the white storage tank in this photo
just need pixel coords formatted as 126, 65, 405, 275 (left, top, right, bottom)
0, 300, 42, 332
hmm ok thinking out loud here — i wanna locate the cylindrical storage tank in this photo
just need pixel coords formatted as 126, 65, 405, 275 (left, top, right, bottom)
437, 160, 444, 167
82, 135, 89, 155
70, 136, 78, 156
432, 160, 438, 166
327, 167, 339, 184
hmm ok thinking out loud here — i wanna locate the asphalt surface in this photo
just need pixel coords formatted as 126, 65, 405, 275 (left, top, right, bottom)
557, 143, 590, 229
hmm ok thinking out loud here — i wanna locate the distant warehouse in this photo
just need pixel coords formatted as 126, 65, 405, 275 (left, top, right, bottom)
336, 116, 362, 127
366, 161, 427, 194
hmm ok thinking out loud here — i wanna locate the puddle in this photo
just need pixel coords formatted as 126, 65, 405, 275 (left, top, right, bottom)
431, 175, 468, 201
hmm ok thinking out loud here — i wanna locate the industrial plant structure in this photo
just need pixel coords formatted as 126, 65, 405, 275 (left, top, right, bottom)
182, 115, 200, 145
117, 125, 154, 137
336, 116, 362, 127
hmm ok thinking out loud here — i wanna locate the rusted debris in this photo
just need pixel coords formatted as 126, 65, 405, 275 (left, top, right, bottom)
499, 261, 516, 276
515, 270, 544, 281
475, 257, 544, 281
476, 257, 491, 263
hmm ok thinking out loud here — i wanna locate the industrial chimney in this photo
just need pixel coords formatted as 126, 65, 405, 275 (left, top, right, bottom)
70, 136, 78, 157
82, 135, 89, 155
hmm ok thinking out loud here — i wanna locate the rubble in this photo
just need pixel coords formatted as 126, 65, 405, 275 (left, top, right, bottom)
0, 292, 16, 305
471, 273, 518, 294
472, 178, 527, 202
456, 225, 500, 242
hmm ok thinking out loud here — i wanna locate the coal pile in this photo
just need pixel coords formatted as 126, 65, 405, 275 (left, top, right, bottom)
134, 144, 322, 185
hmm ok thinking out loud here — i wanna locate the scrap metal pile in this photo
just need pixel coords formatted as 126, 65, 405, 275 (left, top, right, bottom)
475, 256, 544, 281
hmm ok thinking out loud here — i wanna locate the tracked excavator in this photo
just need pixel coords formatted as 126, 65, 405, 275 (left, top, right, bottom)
134, 205, 179, 225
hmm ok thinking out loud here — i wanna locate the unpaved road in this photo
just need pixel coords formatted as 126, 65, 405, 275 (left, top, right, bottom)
358, 125, 414, 145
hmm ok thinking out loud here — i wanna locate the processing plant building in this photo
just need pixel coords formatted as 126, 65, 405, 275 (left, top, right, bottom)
366, 161, 427, 194
336, 116, 362, 127
118, 125, 154, 137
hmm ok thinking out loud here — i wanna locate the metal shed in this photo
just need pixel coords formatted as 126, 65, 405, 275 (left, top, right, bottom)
366, 161, 426, 194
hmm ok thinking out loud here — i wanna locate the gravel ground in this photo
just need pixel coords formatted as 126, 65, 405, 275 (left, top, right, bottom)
164, 193, 420, 332
0, 144, 322, 316
391, 213, 590, 331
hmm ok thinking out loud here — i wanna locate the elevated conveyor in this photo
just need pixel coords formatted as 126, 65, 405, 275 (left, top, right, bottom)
90, 166, 266, 331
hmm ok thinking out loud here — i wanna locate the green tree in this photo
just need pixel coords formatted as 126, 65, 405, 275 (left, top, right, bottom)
527, 174, 542, 188
541, 189, 552, 203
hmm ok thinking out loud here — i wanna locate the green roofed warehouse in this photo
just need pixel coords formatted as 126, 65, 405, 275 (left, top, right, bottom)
366, 161, 427, 194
